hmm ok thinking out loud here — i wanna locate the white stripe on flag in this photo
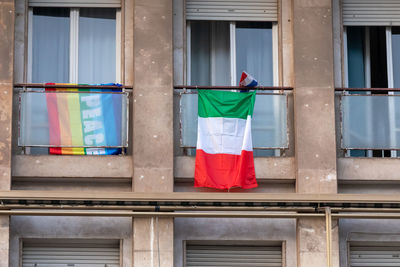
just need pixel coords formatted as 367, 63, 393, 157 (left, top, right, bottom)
196, 115, 253, 155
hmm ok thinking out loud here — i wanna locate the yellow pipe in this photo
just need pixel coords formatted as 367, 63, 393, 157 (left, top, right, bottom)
325, 207, 332, 267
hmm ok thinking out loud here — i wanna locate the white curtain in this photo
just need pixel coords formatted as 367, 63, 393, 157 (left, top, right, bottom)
32, 7, 70, 83
78, 8, 116, 84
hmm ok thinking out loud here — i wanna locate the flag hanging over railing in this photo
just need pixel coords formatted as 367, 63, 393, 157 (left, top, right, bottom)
194, 90, 257, 189
45, 83, 123, 155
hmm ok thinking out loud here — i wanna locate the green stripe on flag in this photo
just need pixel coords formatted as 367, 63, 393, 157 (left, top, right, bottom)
198, 90, 256, 119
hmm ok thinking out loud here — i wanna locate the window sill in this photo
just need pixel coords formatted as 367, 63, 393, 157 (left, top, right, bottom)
174, 156, 295, 182
12, 155, 132, 178
338, 157, 400, 183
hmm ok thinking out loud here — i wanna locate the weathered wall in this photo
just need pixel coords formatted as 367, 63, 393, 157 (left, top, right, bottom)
9, 217, 132, 267
0, 0, 14, 265
292, 0, 338, 266
132, 0, 174, 266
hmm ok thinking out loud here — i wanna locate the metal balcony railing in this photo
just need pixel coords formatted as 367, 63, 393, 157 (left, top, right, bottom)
336, 87, 400, 151
15, 83, 131, 150
174, 85, 293, 150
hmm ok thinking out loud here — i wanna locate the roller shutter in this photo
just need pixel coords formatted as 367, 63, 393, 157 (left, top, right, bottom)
186, 244, 282, 267
22, 240, 120, 267
186, 0, 278, 21
350, 245, 400, 267
28, 0, 121, 8
342, 0, 400, 26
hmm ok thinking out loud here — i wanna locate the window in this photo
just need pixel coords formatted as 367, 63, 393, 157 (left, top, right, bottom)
179, 0, 288, 157
18, 2, 126, 155
341, 0, 400, 158
349, 243, 400, 267
188, 21, 276, 87
28, 6, 121, 84
185, 243, 283, 267
22, 239, 120, 266
343, 26, 400, 157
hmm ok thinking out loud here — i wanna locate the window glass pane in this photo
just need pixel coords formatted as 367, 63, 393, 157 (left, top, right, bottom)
342, 95, 400, 149
347, 26, 365, 88
392, 27, 400, 88
190, 21, 230, 86
32, 7, 70, 83
78, 8, 116, 84
236, 22, 273, 86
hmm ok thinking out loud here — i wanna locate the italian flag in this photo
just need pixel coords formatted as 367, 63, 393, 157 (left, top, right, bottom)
195, 90, 257, 189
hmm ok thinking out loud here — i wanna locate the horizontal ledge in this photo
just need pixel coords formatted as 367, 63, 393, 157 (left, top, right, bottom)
12, 155, 132, 178
174, 156, 295, 180
338, 157, 400, 182
3, 191, 400, 204
0, 210, 321, 218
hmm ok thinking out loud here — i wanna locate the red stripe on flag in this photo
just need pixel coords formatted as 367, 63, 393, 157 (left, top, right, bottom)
45, 83, 62, 154
195, 149, 257, 189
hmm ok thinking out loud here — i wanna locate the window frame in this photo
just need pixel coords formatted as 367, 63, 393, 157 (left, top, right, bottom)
185, 20, 279, 87
343, 25, 400, 158
26, 6, 122, 84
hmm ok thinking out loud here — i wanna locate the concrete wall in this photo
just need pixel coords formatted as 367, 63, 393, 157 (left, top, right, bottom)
6, 0, 400, 266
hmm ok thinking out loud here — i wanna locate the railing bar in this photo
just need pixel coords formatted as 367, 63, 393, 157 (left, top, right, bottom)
19, 90, 128, 95
174, 85, 293, 91
176, 91, 288, 96
180, 146, 289, 150
14, 83, 133, 90
341, 148, 400, 150
335, 87, 400, 92
18, 145, 127, 148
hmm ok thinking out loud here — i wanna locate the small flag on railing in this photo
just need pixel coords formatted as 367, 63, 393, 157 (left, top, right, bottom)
239, 71, 258, 87
45, 83, 123, 155
194, 90, 258, 189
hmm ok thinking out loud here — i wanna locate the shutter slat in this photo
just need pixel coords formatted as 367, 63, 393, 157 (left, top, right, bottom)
28, 0, 121, 8
186, 0, 277, 21
22, 242, 120, 267
186, 245, 282, 267
343, 0, 400, 26
350, 245, 400, 267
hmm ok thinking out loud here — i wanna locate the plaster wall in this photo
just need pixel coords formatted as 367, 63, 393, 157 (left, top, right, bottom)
9, 216, 132, 267
292, 0, 339, 266
0, 0, 14, 265
132, 0, 174, 266
174, 218, 296, 267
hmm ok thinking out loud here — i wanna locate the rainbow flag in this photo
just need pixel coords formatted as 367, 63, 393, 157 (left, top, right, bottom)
45, 83, 124, 155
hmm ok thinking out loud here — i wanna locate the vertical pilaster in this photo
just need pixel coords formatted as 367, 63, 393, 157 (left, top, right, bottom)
132, 0, 174, 266
292, 0, 338, 266
0, 1, 14, 265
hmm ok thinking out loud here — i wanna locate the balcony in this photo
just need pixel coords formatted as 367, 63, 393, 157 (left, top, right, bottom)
12, 83, 133, 189
175, 85, 292, 154
174, 85, 294, 191
16, 83, 130, 154
336, 88, 400, 153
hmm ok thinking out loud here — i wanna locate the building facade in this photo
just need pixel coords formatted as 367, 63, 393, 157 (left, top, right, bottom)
1, 0, 400, 266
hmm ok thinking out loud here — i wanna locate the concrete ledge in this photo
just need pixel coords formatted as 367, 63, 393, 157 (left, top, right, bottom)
12, 155, 132, 178
338, 157, 400, 183
174, 156, 295, 181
